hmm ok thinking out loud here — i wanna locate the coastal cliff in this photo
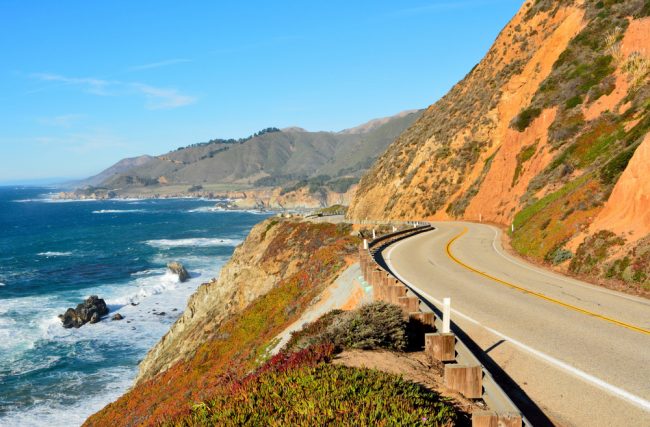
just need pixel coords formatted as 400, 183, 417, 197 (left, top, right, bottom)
136, 217, 356, 383
86, 218, 361, 425
349, 1, 650, 291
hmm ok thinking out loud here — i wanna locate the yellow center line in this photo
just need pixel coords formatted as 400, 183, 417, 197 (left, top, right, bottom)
446, 227, 650, 336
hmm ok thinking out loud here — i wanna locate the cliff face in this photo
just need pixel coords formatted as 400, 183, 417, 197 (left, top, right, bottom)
349, 0, 650, 289
136, 217, 354, 383
227, 185, 357, 210
86, 218, 359, 425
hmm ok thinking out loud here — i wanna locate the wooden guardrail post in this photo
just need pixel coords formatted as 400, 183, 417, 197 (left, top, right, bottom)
425, 333, 455, 362
398, 296, 419, 314
388, 283, 406, 304
472, 411, 522, 427
444, 365, 483, 399
409, 312, 435, 328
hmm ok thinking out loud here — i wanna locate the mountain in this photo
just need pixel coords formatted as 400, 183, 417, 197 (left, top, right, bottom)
79, 110, 422, 196
349, 1, 650, 289
72, 155, 155, 188
338, 110, 420, 134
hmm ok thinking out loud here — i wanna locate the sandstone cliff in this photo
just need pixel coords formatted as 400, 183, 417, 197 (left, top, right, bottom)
349, 0, 649, 290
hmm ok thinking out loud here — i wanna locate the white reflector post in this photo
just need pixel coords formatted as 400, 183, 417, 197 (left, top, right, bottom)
442, 297, 451, 333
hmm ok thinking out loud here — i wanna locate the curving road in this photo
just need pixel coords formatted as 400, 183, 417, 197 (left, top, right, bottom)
383, 222, 650, 427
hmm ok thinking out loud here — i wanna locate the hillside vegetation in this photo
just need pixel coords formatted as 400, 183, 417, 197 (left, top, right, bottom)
85, 220, 459, 426
75, 110, 421, 198
349, 0, 650, 292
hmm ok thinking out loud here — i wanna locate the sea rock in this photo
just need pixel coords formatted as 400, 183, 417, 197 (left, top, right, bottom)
112, 313, 124, 321
167, 261, 189, 282
59, 295, 109, 328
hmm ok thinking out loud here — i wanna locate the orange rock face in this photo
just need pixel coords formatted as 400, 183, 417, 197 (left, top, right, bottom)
348, 3, 585, 223
589, 133, 650, 240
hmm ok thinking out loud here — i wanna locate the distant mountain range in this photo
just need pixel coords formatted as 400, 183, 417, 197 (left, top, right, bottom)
71, 110, 422, 196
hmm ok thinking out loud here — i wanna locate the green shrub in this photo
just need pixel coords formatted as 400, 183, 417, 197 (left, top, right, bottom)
512, 143, 537, 186
285, 302, 408, 352
565, 95, 583, 109
184, 363, 457, 426
600, 146, 636, 184
569, 230, 625, 275
547, 248, 574, 265
512, 107, 542, 132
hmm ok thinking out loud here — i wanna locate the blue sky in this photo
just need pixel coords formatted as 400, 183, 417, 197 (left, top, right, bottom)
0, 0, 522, 183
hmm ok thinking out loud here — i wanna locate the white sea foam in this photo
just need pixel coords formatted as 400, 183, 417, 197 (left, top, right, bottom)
187, 206, 225, 213
0, 366, 135, 427
0, 252, 231, 426
0, 282, 5, 286
37, 251, 73, 257
144, 237, 242, 248
92, 209, 146, 214
13, 198, 99, 203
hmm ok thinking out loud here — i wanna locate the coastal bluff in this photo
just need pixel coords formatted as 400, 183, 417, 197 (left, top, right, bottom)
135, 216, 352, 384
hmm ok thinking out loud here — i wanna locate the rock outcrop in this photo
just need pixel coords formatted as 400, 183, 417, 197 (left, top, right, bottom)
167, 261, 190, 282
136, 218, 352, 383
59, 295, 109, 328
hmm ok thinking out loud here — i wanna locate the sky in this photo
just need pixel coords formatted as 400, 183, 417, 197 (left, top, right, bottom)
0, 0, 522, 183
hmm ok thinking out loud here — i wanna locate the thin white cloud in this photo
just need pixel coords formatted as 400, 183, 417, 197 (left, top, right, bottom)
30, 73, 196, 109
129, 58, 191, 71
38, 114, 86, 128
131, 83, 197, 109
30, 73, 113, 95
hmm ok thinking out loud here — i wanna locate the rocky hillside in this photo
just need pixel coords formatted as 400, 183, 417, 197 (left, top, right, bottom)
349, 0, 650, 291
75, 110, 421, 198
85, 218, 362, 425
135, 217, 358, 384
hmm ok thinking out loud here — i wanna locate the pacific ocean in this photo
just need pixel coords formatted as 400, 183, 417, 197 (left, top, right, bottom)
0, 186, 270, 425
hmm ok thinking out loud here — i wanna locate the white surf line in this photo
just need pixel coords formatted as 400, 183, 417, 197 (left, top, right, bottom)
478, 223, 650, 306
384, 235, 650, 413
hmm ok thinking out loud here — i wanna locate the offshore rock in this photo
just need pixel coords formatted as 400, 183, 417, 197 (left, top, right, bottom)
59, 295, 109, 328
167, 261, 190, 282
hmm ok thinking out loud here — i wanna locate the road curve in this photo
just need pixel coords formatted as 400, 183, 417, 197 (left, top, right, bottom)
383, 222, 650, 427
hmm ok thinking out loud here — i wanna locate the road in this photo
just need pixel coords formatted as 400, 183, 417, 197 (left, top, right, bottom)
383, 222, 650, 427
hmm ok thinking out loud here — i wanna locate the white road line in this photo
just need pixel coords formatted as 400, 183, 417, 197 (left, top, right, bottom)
384, 234, 650, 413
473, 223, 650, 306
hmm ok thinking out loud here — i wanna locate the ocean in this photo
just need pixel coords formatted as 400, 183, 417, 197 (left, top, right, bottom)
0, 187, 270, 426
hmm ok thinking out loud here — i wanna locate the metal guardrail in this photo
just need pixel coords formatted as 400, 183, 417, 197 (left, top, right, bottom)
361, 223, 527, 426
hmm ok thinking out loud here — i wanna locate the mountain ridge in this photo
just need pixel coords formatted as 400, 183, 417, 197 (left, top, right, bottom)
71, 109, 422, 199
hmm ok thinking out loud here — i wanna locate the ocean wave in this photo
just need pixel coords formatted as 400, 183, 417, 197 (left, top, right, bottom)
37, 251, 73, 257
0, 282, 5, 286
144, 237, 242, 248
13, 198, 98, 203
187, 206, 225, 213
92, 209, 146, 214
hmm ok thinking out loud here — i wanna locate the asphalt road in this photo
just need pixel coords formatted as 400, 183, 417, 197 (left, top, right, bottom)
383, 222, 650, 427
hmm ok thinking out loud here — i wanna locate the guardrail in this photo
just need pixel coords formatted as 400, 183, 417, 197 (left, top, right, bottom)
359, 224, 527, 427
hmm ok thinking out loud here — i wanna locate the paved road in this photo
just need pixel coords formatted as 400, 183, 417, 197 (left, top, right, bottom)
383, 222, 650, 427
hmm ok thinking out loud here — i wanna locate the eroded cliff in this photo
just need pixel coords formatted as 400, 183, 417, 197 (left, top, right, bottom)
349, 0, 649, 290
136, 217, 356, 384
